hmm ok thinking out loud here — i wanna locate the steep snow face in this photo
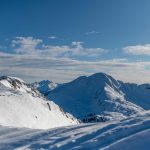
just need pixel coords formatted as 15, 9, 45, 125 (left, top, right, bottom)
32, 80, 61, 95
0, 76, 40, 97
0, 77, 78, 129
0, 111, 149, 150
119, 82, 150, 110
48, 73, 144, 122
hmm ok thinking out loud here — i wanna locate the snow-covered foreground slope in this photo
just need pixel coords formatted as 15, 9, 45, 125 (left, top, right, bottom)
0, 77, 78, 129
48, 73, 144, 122
0, 111, 149, 150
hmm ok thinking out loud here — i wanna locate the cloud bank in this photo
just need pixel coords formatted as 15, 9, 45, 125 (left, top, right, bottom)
0, 37, 149, 83
123, 44, 150, 55
11, 37, 106, 59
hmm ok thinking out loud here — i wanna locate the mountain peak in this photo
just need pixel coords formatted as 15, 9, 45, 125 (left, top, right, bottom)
90, 72, 108, 77
38, 80, 53, 85
88, 72, 121, 89
0, 76, 25, 89
0, 76, 25, 83
0, 75, 40, 96
32, 80, 59, 95
69, 72, 120, 90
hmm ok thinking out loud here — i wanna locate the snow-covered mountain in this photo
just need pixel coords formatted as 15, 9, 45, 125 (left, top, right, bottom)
0, 74, 149, 149
0, 73, 148, 128
32, 80, 61, 95
47, 73, 145, 122
0, 76, 78, 129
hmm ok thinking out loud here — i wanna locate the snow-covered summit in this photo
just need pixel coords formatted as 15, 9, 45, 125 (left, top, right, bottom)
48, 72, 144, 122
0, 76, 40, 97
32, 80, 60, 95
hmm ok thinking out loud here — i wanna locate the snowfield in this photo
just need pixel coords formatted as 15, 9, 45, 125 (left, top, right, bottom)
0, 111, 149, 150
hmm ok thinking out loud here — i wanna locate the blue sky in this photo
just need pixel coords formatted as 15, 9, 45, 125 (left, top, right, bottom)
0, 0, 150, 83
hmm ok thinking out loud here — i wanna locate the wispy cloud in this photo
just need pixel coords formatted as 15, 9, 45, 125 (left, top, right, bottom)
85, 30, 99, 35
48, 36, 57, 39
123, 44, 150, 55
12, 37, 42, 54
42, 42, 106, 58
0, 37, 149, 83
0, 52, 149, 83
11, 37, 106, 58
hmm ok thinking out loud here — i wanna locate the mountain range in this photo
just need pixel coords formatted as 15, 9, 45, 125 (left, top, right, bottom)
0, 72, 149, 149
0, 73, 149, 128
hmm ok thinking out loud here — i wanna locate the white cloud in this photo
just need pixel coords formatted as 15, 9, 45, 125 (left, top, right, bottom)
49, 36, 57, 39
0, 52, 149, 83
123, 44, 150, 55
11, 37, 106, 58
72, 41, 83, 48
12, 37, 42, 54
85, 31, 99, 35
0, 37, 149, 83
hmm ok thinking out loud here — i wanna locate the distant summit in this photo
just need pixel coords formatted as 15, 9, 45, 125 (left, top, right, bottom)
32, 80, 61, 95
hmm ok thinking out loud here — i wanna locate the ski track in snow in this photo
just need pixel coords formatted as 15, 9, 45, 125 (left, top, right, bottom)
0, 111, 149, 150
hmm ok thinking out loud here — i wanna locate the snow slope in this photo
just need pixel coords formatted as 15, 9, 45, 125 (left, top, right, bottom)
0, 111, 149, 150
119, 82, 150, 110
48, 73, 144, 122
0, 76, 78, 129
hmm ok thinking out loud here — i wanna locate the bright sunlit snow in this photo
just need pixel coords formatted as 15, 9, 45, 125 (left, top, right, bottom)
0, 111, 149, 150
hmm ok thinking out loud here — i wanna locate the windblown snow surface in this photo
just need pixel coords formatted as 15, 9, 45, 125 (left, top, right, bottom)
0, 111, 149, 150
